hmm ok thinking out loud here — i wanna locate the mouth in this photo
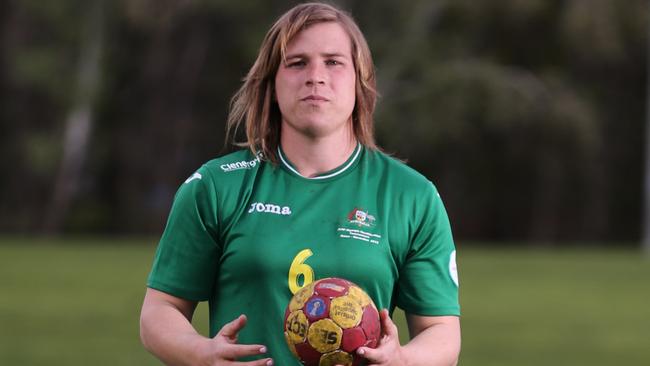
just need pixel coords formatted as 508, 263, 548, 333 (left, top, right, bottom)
301, 95, 329, 102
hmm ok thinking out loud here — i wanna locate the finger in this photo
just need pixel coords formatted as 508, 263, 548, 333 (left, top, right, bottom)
217, 314, 247, 340
357, 344, 387, 364
222, 344, 269, 360
379, 309, 399, 339
238, 358, 274, 366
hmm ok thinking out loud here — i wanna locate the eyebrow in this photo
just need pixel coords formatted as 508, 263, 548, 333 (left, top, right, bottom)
284, 52, 349, 60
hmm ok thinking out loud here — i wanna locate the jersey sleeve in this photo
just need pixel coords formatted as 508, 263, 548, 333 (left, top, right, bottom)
146, 166, 221, 302
395, 183, 460, 316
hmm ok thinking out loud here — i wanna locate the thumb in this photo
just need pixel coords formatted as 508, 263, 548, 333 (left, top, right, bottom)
217, 314, 248, 341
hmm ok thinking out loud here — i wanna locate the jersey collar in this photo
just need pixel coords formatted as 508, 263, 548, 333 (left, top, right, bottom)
278, 143, 362, 180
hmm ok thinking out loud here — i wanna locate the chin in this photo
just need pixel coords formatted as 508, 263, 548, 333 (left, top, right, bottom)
299, 126, 334, 139
283, 114, 351, 139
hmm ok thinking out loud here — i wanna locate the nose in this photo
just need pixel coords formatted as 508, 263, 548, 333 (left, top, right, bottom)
306, 62, 326, 86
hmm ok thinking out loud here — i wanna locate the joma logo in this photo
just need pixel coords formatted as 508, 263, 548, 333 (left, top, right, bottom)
247, 202, 292, 216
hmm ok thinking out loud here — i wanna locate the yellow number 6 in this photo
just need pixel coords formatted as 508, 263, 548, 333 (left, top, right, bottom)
288, 249, 314, 294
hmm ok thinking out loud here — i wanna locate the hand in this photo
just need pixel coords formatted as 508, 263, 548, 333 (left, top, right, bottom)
194, 314, 273, 366
353, 309, 407, 366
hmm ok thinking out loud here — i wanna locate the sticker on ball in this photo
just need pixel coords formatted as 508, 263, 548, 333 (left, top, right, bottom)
284, 277, 381, 366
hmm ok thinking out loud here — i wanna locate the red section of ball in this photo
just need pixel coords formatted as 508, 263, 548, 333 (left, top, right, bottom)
303, 295, 331, 322
341, 326, 367, 353
352, 354, 366, 366
360, 305, 380, 348
294, 341, 322, 366
314, 277, 350, 297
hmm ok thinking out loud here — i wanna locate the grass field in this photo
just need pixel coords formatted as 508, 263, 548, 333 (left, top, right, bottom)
1, 238, 648, 365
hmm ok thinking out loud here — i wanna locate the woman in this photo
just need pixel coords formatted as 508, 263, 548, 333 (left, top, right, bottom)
140, 3, 461, 366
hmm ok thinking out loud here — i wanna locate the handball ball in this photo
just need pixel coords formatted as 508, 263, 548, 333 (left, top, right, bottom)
284, 277, 381, 366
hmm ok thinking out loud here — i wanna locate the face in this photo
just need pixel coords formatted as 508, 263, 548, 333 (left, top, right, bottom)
274, 22, 357, 140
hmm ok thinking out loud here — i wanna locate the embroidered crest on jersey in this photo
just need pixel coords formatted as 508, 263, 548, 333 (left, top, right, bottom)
346, 208, 376, 228
247, 201, 292, 216
337, 207, 381, 245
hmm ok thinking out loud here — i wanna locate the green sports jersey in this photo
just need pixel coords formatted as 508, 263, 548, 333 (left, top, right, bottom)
147, 144, 460, 365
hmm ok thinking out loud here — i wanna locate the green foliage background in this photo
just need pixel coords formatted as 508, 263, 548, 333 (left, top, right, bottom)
1, 0, 647, 243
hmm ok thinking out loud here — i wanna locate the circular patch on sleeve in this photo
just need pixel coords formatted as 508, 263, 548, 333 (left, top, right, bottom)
449, 250, 459, 287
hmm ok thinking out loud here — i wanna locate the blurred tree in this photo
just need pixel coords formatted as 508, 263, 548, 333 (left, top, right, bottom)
0, 0, 646, 243
1, 0, 86, 231
43, 0, 106, 234
372, 0, 646, 243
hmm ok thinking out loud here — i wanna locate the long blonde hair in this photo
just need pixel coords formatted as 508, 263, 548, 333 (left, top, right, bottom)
226, 2, 378, 163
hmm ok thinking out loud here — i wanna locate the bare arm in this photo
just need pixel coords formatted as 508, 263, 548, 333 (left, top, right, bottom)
356, 310, 461, 366
140, 288, 202, 365
139, 288, 273, 366
404, 314, 461, 366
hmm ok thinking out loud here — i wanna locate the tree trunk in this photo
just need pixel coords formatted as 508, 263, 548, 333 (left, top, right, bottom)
43, 0, 105, 234
641, 1, 650, 255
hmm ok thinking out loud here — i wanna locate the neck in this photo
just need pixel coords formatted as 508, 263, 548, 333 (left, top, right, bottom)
280, 125, 357, 178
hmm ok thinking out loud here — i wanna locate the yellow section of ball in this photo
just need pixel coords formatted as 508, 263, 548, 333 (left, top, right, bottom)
286, 310, 309, 344
348, 285, 371, 307
289, 282, 316, 311
319, 350, 354, 366
284, 332, 299, 358
307, 319, 342, 353
330, 295, 363, 329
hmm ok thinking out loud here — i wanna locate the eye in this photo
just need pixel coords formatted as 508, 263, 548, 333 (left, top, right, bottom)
325, 59, 341, 66
287, 60, 306, 68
